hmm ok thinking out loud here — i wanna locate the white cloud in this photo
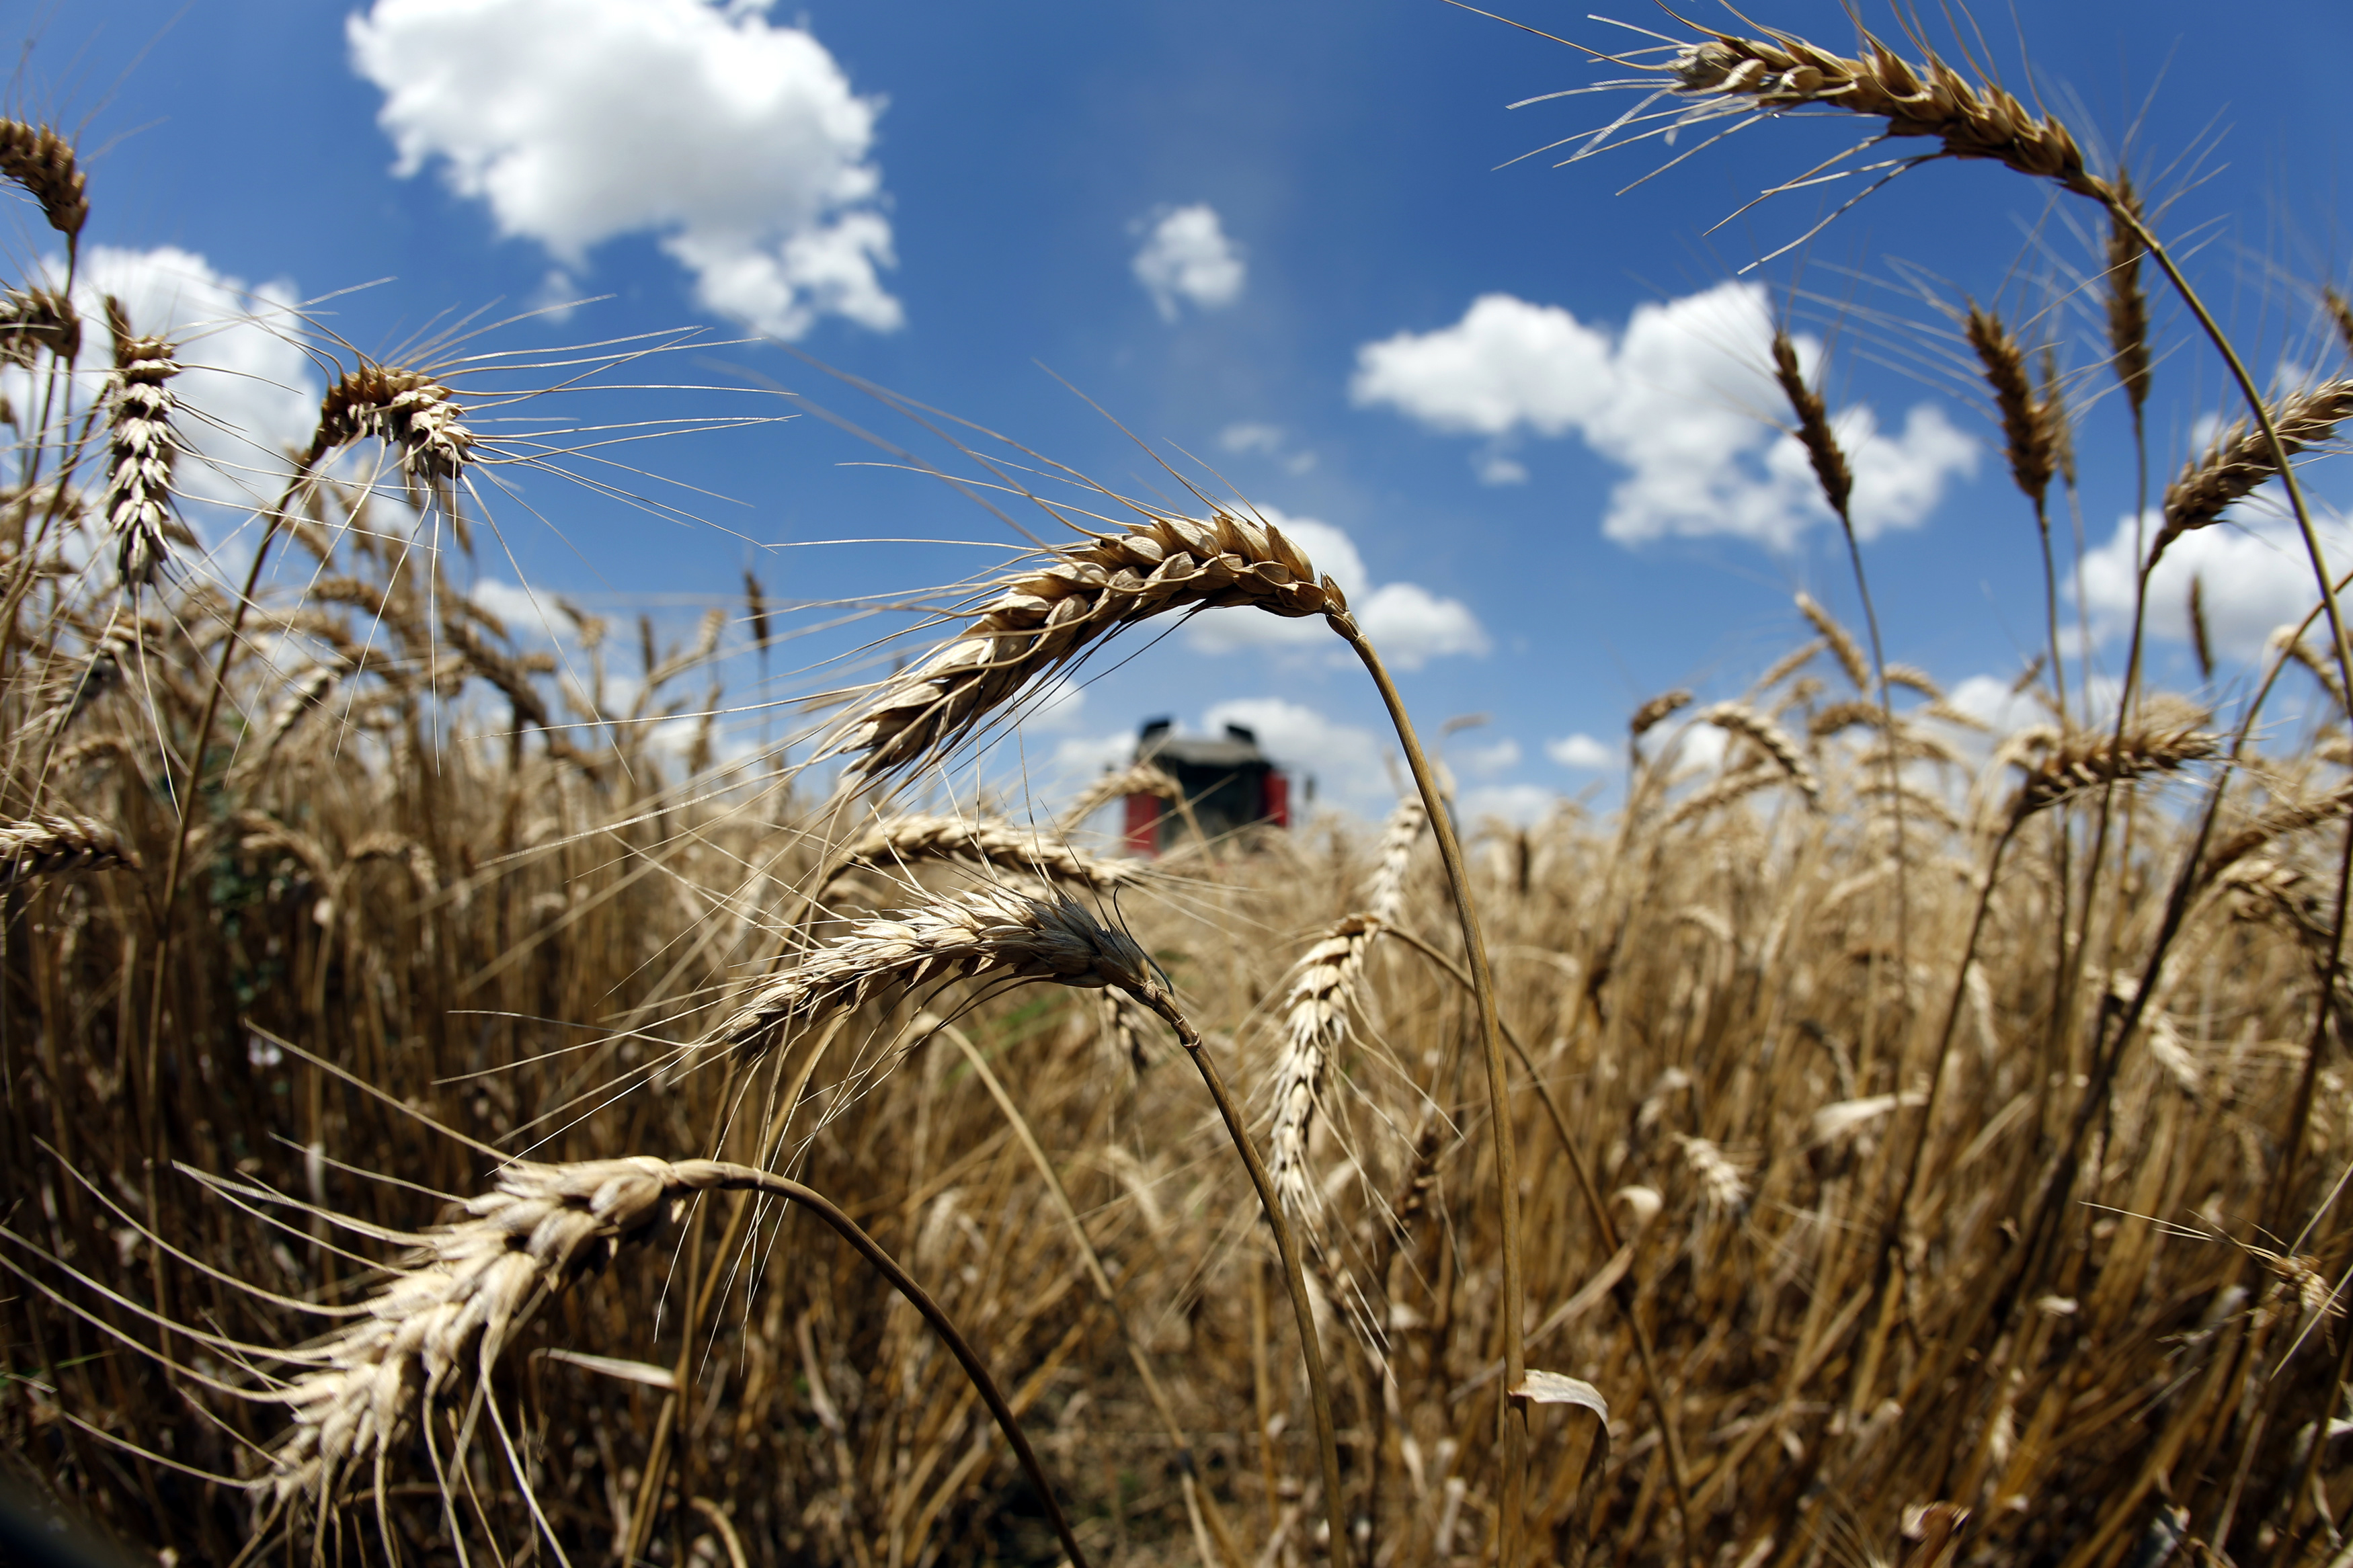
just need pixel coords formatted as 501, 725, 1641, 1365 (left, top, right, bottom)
1351, 282, 1977, 548
470, 577, 565, 641
1943, 673, 2041, 737
1458, 737, 1521, 776
1020, 677, 1087, 733
349, 0, 900, 341
1183, 505, 1486, 671
1461, 783, 1555, 825
1547, 733, 1616, 769
1131, 204, 1245, 322
1220, 422, 1283, 455
2077, 501, 2353, 665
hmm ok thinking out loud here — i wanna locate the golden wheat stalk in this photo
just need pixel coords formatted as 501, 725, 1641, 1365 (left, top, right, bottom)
828, 505, 1343, 780
0, 815, 139, 881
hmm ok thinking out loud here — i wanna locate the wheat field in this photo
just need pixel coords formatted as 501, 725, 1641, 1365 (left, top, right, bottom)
3, 13, 2351, 1568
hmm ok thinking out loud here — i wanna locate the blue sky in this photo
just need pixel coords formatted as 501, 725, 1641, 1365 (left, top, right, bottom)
30, 0, 2353, 819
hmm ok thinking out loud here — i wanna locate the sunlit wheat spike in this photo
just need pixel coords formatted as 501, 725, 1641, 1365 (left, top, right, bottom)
2276, 630, 2352, 712
2200, 784, 2353, 889
1810, 700, 1884, 739
251, 1156, 731, 1505
1773, 337, 1852, 522
844, 813, 1146, 891
1700, 702, 1821, 806
1266, 794, 1427, 1217
0, 120, 88, 237
1656, 30, 2100, 196
250, 663, 342, 769
101, 300, 184, 589
1795, 591, 1868, 690
1883, 663, 1942, 700
706, 884, 1157, 1059
1064, 757, 1184, 825
2106, 174, 2153, 416
827, 505, 1345, 782
2010, 724, 2215, 820
1966, 306, 2057, 509
1630, 688, 1693, 738
314, 362, 476, 490
0, 286, 79, 367
2188, 577, 2215, 682
1266, 913, 1380, 1218
0, 815, 139, 882
1365, 794, 1426, 922
1673, 1134, 1750, 1215
2157, 380, 2353, 561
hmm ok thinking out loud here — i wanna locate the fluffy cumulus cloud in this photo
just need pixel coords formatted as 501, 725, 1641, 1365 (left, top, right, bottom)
1183, 505, 1486, 670
1131, 204, 1245, 322
2077, 501, 2353, 665
1351, 282, 1977, 549
349, 0, 901, 341
1547, 733, 1616, 769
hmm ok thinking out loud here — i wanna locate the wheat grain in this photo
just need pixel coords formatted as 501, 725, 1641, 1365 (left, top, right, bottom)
2156, 381, 2353, 561
0, 815, 139, 881
2188, 576, 2215, 682
315, 364, 476, 492
829, 505, 1343, 780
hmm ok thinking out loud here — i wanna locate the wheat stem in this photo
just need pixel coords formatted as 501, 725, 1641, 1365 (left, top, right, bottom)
1325, 612, 1529, 1566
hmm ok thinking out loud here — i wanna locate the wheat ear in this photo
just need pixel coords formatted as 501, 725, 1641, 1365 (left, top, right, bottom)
829, 504, 1343, 779
1064, 757, 1185, 824
1795, 591, 1868, 691
1266, 795, 1426, 1215
0, 121, 87, 239
2010, 725, 2216, 821
219, 1156, 1089, 1567
840, 813, 1144, 892
2155, 381, 2353, 564
0, 286, 78, 366
1700, 702, 1821, 806
1658, 30, 2099, 192
705, 884, 1157, 1060
102, 300, 184, 589
0, 815, 139, 881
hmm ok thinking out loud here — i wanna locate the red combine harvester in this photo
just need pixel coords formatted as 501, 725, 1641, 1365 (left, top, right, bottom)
1121, 718, 1290, 857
